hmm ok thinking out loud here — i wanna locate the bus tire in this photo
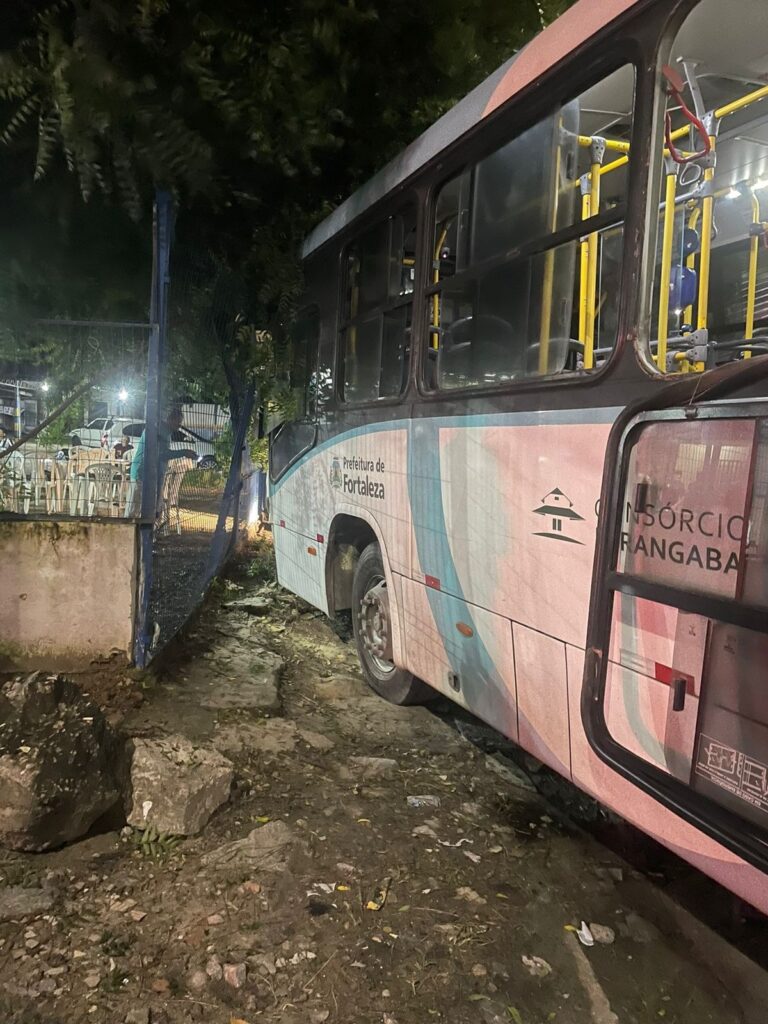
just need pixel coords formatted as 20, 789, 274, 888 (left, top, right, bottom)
352, 542, 434, 706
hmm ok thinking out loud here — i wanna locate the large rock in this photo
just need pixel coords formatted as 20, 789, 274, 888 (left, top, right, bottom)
0, 673, 123, 851
127, 735, 233, 835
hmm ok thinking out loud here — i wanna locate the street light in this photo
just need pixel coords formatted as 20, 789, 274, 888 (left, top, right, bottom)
41, 381, 50, 392
118, 388, 129, 402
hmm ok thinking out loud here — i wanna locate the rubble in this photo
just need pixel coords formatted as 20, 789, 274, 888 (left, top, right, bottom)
126, 735, 233, 835
0, 673, 124, 851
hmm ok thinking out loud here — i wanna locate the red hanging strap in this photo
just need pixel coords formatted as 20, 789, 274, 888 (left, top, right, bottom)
662, 65, 712, 165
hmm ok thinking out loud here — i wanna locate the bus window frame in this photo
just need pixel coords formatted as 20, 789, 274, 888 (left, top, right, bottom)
336, 196, 421, 409
418, 57, 641, 399
634, 0, 736, 380
582, 375, 768, 874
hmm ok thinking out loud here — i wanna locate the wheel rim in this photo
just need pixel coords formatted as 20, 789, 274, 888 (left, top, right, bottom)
359, 574, 396, 677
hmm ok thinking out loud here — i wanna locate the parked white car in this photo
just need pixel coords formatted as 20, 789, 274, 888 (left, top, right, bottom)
71, 419, 218, 468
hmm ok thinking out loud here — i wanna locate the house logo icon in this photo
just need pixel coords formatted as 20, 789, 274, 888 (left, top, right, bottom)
533, 487, 584, 544
329, 457, 342, 490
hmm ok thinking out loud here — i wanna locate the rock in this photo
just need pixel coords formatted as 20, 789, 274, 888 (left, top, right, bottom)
84, 972, 101, 989
125, 1010, 150, 1024
201, 820, 296, 875
225, 596, 272, 615
187, 970, 208, 992
223, 962, 246, 988
205, 957, 223, 980
0, 673, 124, 851
0, 885, 55, 923
127, 735, 233, 836
589, 923, 615, 945
206, 913, 224, 925
298, 728, 335, 752
455, 887, 486, 905
349, 756, 398, 780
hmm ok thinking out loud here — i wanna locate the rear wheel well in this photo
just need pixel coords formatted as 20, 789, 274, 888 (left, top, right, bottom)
326, 515, 378, 612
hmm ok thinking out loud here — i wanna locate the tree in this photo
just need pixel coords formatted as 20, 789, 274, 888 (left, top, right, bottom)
0, 0, 572, 414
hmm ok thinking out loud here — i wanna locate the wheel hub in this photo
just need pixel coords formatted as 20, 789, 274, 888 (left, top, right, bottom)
359, 580, 393, 665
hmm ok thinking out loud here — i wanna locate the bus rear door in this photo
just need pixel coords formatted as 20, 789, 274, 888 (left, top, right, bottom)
582, 364, 768, 869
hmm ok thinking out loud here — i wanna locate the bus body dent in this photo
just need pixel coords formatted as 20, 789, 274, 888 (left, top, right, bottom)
270, 412, 768, 914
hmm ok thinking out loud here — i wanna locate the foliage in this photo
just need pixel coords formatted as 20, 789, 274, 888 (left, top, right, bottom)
0, 0, 574, 417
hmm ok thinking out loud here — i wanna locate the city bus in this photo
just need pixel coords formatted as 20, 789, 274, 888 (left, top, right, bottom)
268, 0, 768, 913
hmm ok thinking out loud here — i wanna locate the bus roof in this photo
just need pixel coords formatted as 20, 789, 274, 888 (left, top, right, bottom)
302, 0, 641, 259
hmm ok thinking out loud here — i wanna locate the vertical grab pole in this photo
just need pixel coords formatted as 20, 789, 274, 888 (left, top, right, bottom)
694, 128, 717, 371
683, 203, 701, 326
584, 137, 605, 370
431, 227, 449, 348
745, 190, 761, 355
538, 123, 563, 376
657, 161, 678, 372
578, 183, 591, 344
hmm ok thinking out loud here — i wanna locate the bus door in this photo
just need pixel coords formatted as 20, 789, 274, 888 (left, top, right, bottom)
583, 374, 768, 868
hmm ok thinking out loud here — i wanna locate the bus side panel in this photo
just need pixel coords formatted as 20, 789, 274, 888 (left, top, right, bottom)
271, 425, 412, 609
273, 522, 329, 613
395, 574, 518, 741
566, 644, 768, 916
410, 417, 614, 649
513, 622, 571, 778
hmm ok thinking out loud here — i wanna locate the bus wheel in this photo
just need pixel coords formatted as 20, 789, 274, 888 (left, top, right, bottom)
352, 542, 433, 706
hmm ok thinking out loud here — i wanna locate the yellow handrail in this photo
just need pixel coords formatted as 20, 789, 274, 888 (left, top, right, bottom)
683, 203, 701, 326
696, 138, 716, 339
584, 158, 602, 369
578, 191, 591, 344
745, 191, 761, 354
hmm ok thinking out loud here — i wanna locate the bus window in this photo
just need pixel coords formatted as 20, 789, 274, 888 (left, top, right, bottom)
341, 206, 416, 402
426, 65, 634, 390
649, 0, 768, 374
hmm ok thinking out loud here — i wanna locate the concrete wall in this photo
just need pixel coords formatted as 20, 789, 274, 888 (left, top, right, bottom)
0, 521, 137, 668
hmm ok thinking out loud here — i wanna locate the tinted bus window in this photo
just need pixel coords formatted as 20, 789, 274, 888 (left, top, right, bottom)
341, 207, 416, 402
426, 65, 634, 390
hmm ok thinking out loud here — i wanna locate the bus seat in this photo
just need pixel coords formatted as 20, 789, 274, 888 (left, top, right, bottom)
525, 337, 584, 375
438, 314, 520, 385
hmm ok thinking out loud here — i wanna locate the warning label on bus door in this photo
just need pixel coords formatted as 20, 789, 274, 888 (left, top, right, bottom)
695, 734, 768, 815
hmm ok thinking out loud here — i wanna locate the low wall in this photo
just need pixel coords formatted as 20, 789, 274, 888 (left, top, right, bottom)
0, 520, 137, 668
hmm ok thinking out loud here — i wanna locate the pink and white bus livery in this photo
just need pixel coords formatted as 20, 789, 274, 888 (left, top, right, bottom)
269, 0, 768, 913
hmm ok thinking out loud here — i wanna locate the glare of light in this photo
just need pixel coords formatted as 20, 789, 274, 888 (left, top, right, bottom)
725, 187, 740, 199
755, 179, 768, 191
41, 381, 50, 392
674, 308, 683, 316
118, 388, 129, 402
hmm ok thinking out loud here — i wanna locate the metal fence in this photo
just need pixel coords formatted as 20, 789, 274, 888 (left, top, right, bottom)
0, 189, 261, 667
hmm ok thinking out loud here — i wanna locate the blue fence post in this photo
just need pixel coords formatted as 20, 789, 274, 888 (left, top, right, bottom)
133, 188, 174, 667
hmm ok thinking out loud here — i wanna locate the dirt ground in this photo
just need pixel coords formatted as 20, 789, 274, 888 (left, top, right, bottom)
0, 543, 765, 1024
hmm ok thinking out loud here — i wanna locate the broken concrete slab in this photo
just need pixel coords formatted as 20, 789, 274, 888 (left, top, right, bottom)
0, 885, 56, 922
127, 735, 233, 835
201, 820, 296, 875
224, 596, 272, 616
0, 673, 124, 851
166, 649, 283, 714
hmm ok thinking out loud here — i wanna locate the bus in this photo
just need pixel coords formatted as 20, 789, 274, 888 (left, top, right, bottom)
268, 0, 768, 914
